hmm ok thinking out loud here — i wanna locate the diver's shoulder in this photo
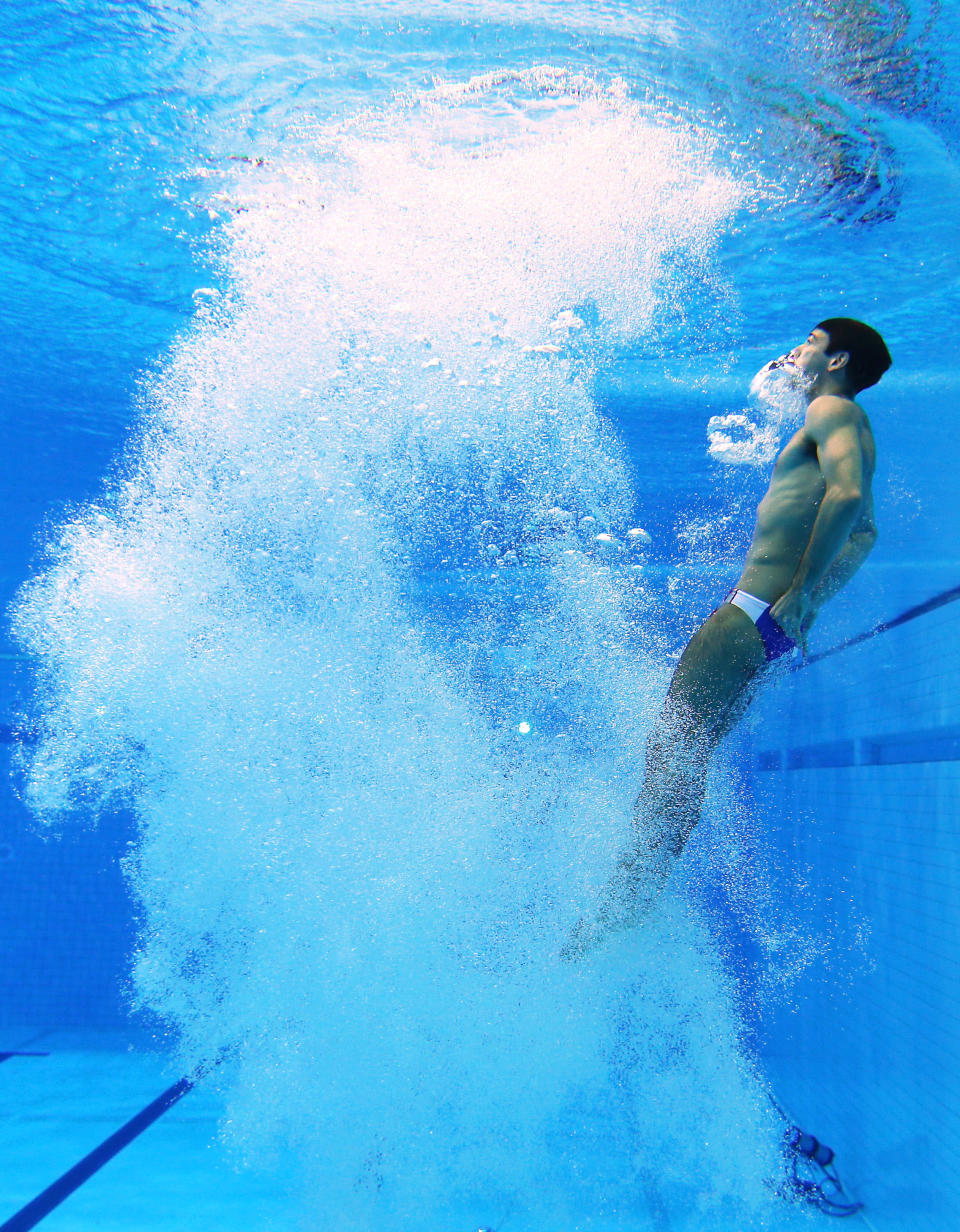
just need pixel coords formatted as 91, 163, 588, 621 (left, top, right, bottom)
807, 393, 862, 415
805, 393, 865, 427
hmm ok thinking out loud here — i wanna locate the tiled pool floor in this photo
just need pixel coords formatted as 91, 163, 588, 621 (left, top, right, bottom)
0, 1028, 296, 1232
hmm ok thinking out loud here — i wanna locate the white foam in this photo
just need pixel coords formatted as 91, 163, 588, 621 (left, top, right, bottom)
13, 70, 782, 1226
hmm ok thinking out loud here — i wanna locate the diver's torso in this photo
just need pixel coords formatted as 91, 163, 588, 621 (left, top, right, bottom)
735, 409, 875, 604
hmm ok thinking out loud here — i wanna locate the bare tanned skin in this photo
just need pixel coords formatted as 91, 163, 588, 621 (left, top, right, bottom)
565, 327, 878, 956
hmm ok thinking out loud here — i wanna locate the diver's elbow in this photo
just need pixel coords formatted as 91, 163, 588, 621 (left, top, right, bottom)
826, 486, 863, 513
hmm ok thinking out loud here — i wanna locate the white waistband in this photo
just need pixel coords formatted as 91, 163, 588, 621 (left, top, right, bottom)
726, 588, 769, 623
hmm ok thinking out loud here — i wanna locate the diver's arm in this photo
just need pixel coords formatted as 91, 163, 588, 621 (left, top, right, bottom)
796, 524, 876, 652
809, 522, 876, 607
770, 399, 866, 636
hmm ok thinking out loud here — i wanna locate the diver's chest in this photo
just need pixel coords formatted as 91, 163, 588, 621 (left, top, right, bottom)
773, 430, 818, 477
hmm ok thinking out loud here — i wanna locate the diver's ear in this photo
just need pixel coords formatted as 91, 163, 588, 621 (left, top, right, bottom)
827, 350, 849, 373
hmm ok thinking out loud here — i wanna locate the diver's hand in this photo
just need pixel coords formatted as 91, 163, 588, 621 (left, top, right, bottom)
797, 608, 818, 656
769, 588, 810, 642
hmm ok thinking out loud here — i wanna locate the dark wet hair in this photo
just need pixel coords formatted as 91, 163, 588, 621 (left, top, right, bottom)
816, 317, 892, 393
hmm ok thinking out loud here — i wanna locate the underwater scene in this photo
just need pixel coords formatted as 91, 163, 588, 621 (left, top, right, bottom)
1, 2, 958, 1229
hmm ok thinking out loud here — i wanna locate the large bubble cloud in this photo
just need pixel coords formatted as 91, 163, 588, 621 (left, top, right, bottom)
13, 69, 784, 1228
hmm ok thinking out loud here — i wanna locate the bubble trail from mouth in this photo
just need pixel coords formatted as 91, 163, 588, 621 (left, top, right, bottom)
708, 358, 810, 466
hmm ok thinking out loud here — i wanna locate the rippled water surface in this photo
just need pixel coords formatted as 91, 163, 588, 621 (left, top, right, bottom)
2, 1, 957, 414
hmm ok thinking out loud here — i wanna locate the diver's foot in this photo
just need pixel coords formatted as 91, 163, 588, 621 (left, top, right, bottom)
560, 853, 664, 962
559, 915, 607, 963
559, 905, 645, 962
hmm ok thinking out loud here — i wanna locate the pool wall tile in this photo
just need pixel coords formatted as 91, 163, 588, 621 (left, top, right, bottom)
742, 580, 960, 1230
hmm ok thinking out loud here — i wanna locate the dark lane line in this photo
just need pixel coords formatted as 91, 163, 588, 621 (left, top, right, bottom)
0, 1076, 195, 1232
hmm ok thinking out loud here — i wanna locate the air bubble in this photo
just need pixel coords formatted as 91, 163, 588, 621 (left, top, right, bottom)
627, 527, 653, 548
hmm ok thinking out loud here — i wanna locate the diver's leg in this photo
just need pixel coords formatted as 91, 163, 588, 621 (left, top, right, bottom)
594, 607, 766, 937
562, 605, 767, 958
632, 603, 766, 861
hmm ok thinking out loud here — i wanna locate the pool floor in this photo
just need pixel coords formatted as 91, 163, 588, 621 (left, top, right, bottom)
0, 1028, 861, 1231
0, 1029, 296, 1232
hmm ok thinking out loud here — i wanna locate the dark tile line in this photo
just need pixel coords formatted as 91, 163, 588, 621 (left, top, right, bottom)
756, 724, 960, 771
0, 1074, 195, 1232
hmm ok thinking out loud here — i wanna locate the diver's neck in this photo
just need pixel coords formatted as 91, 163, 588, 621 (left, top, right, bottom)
807, 374, 852, 403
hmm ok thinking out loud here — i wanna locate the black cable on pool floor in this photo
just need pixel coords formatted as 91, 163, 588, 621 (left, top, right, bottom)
795, 580, 960, 670
0, 1076, 195, 1232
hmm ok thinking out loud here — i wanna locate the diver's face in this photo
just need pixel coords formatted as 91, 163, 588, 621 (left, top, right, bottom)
786, 328, 842, 386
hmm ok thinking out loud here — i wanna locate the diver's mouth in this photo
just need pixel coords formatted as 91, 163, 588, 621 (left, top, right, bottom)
749, 355, 813, 402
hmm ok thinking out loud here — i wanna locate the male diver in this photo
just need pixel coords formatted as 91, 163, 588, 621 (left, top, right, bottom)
566, 317, 892, 956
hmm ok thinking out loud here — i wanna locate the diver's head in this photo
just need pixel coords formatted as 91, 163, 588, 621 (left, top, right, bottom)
787, 318, 891, 398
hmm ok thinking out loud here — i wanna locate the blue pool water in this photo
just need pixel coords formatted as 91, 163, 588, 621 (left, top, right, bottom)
1, 2, 958, 1229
